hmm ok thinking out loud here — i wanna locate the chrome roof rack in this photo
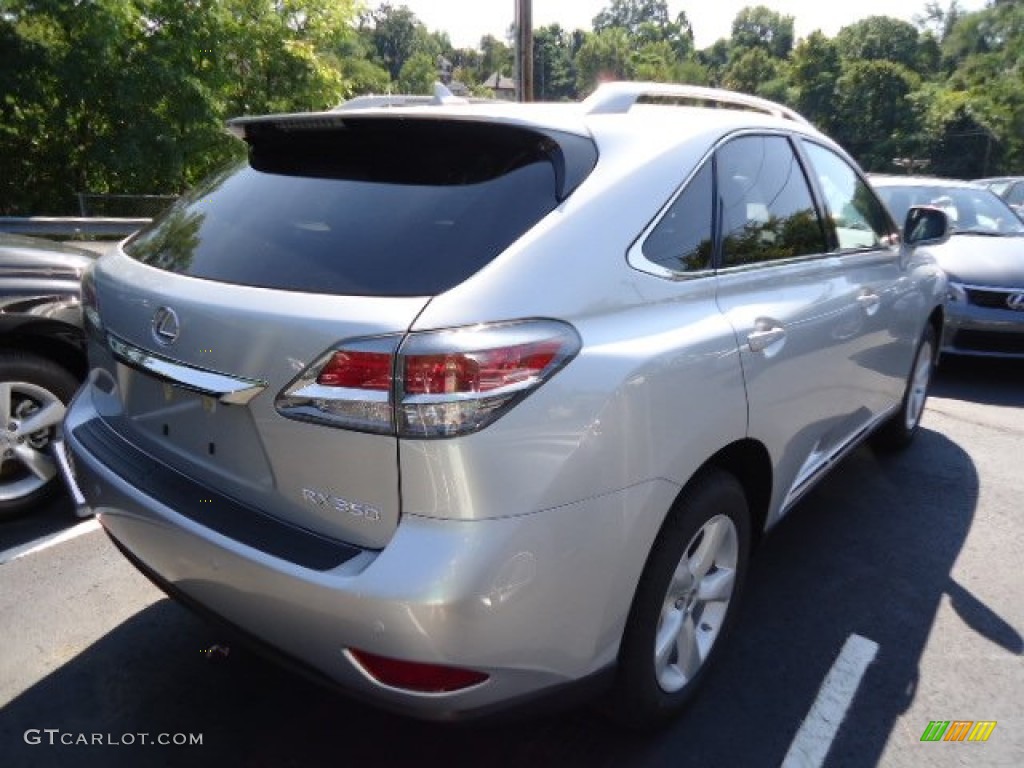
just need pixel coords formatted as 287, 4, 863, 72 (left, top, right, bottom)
582, 81, 811, 126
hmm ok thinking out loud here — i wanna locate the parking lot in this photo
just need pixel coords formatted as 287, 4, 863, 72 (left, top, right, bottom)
1, 356, 1021, 768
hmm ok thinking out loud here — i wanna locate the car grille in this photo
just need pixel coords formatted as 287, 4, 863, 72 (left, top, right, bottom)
952, 329, 1024, 355
964, 287, 1020, 309
962, 288, 1019, 309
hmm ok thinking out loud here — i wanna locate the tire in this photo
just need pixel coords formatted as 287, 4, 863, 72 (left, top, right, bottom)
609, 468, 751, 729
0, 352, 80, 520
871, 324, 937, 452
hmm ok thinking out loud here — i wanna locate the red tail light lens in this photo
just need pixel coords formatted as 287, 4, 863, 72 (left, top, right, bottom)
347, 648, 489, 693
403, 339, 562, 395
275, 321, 580, 437
316, 350, 392, 390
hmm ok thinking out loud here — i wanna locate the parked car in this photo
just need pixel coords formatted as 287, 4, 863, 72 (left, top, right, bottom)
974, 176, 1024, 218
872, 175, 1024, 358
0, 233, 93, 519
58, 82, 948, 725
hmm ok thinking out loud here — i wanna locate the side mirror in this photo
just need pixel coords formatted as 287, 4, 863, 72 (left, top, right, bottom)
904, 206, 951, 246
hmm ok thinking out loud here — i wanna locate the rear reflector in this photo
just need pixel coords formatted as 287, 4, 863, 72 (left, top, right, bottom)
276, 320, 580, 438
347, 648, 489, 693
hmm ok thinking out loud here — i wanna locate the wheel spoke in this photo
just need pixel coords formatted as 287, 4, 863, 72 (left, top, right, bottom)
13, 444, 57, 482
0, 383, 11, 425
675, 614, 702, 682
688, 518, 726, 580
668, 559, 695, 596
15, 401, 65, 437
655, 607, 683, 674
695, 567, 736, 603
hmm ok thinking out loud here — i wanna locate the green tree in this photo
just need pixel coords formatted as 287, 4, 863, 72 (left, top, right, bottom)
835, 16, 923, 73
397, 51, 437, 94
478, 33, 513, 81
790, 31, 841, 130
0, 0, 358, 214
576, 28, 633, 94
593, 0, 693, 58
731, 5, 794, 59
363, 3, 421, 81
832, 60, 922, 171
533, 24, 577, 100
722, 47, 782, 95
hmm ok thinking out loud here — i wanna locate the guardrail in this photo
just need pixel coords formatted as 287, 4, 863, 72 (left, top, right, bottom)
0, 217, 150, 239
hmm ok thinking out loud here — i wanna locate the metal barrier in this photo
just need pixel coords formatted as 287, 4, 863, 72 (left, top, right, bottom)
0, 216, 149, 239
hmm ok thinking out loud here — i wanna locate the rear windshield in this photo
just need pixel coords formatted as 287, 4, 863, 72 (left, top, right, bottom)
125, 119, 591, 296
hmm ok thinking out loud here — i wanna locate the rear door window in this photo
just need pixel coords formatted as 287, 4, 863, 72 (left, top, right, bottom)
716, 135, 827, 267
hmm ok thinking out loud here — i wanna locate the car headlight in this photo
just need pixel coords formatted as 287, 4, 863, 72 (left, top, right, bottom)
946, 281, 967, 304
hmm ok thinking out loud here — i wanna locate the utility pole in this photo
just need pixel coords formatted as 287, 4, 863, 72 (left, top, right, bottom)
515, 0, 534, 102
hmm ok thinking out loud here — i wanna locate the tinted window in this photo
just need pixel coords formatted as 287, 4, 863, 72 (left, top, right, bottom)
802, 142, 895, 250
717, 136, 826, 267
874, 184, 1024, 235
125, 120, 589, 296
1006, 182, 1024, 207
642, 162, 714, 272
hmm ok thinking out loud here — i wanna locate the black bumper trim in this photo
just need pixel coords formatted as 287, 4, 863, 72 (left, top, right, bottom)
73, 418, 363, 571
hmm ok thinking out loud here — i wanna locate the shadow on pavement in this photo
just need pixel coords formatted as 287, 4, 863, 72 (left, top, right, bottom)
1, 427, 1005, 767
0, 495, 82, 562
932, 356, 1024, 407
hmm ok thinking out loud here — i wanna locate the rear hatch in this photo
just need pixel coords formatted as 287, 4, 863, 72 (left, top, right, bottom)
86, 113, 587, 549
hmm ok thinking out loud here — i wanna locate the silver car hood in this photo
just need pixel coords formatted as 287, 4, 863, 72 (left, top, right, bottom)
933, 234, 1024, 287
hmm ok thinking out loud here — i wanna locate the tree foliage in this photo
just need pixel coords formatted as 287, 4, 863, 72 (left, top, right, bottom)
2, 1, 1024, 215
731, 5, 795, 59
835, 16, 924, 73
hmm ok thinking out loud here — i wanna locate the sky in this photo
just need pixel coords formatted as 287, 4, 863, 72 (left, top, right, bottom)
391, 0, 990, 50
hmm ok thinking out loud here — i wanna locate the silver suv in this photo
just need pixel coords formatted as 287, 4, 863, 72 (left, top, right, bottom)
58, 82, 948, 724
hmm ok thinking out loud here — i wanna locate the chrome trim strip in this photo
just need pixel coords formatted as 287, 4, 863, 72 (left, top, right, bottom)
287, 383, 390, 404
780, 405, 899, 514
52, 439, 89, 514
107, 334, 267, 405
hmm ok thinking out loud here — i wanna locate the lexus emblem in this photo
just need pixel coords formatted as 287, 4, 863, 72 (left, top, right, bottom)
151, 307, 181, 346
1007, 293, 1024, 312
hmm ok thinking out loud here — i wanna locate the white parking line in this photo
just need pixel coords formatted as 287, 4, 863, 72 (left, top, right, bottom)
781, 633, 879, 768
0, 519, 101, 565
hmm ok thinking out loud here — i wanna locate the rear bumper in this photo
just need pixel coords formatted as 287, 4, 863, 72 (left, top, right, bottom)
59, 385, 678, 719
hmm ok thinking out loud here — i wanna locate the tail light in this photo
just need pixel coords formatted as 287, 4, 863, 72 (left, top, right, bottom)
275, 320, 580, 438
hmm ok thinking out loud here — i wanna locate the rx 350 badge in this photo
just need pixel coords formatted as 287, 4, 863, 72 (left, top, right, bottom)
301, 488, 381, 522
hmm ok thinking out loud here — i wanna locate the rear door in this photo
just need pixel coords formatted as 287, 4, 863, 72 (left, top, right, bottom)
711, 133, 890, 514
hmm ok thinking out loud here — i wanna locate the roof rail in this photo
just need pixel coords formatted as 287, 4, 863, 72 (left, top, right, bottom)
582, 81, 811, 126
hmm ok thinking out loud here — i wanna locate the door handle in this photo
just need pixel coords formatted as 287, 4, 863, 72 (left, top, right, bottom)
857, 293, 881, 315
747, 326, 786, 353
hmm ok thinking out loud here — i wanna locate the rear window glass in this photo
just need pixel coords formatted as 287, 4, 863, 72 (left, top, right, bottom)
125, 120, 584, 296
